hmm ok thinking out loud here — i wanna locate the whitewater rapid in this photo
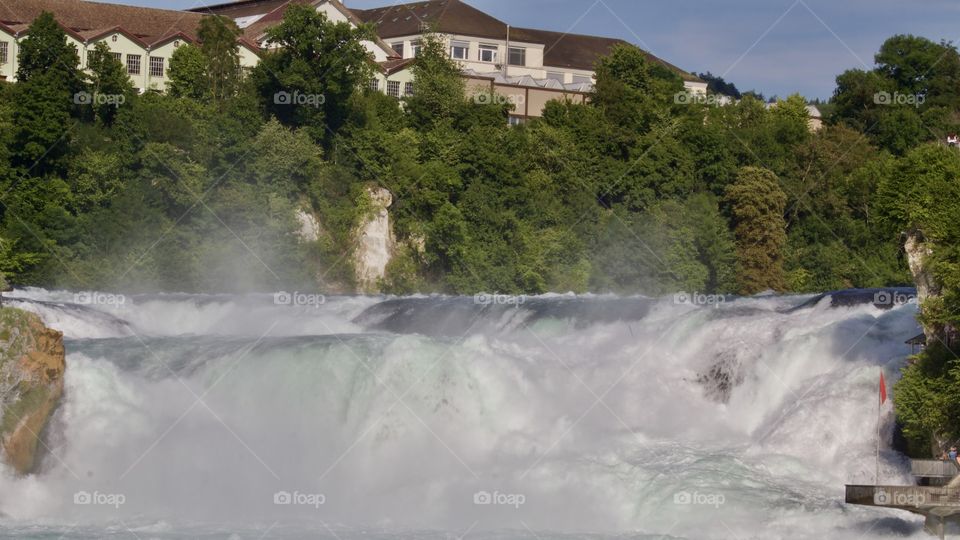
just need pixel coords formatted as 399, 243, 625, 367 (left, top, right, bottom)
0, 289, 929, 539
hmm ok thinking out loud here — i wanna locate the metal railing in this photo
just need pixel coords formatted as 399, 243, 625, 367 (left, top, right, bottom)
912, 459, 960, 478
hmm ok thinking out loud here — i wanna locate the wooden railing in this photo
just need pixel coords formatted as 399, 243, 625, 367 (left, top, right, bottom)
911, 459, 960, 478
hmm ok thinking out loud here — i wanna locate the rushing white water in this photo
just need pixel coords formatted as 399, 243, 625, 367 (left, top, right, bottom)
0, 289, 930, 539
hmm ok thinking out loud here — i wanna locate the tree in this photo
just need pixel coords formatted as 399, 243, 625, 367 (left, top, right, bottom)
725, 166, 788, 294
167, 44, 208, 100
592, 44, 684, 135
85, 42, 134, 125
9, 12, 83, 173
698, 72, 742, 99
875, 35, 960, 110
249, 5, 375, 142
405, 33, 467, 129
197, 16, 243, 102
15, 12, 82, 89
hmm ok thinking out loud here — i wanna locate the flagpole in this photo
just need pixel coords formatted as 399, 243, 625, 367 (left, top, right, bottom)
876, 386, 881, 484
876, 369, 883, 485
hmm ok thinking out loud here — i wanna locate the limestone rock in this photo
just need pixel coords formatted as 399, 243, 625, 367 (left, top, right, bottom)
0, 308, 65, 475
353, 187, 395, 293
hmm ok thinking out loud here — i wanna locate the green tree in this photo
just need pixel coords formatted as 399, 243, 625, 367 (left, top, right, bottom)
85, 42, 134, 125
249, 5, 374, 142
9, 12, 83, 173
167, 44, 208, 100
405, 33, 467, 128
725, 166, 788, 294
198, 16, 243, 102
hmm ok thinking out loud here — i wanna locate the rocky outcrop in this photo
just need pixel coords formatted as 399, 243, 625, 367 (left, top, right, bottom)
905, 232, 938, 308
905, 231, 960, 349
294, 208, 321, 243
353, 187, 395, 293
0, 308, 65, 475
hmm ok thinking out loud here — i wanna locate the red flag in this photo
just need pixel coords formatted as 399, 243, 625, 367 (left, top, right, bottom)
879, 370, 887, 405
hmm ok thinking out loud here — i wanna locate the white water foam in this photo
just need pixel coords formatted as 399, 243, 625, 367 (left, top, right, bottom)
0, 289, 927, 539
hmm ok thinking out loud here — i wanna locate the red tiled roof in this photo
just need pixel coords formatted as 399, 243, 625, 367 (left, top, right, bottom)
511, 26, 702, 82
352, 0, 508, 40
196, 0, 397, 58
0, 0, 207, 46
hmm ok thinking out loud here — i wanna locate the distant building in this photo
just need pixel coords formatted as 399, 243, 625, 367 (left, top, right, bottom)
806, 105, 823, 132
1, 0, 706, 119
0, 0, 261, 92
197, 0, 707, 121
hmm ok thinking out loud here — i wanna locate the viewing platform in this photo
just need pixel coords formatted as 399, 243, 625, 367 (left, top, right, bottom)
846, 460, 960, 538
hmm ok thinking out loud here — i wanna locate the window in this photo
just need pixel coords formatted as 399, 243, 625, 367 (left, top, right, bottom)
404, 82, 414, 96
126, 54, 141, 75
508, 47, 526, 67
546, 71, 565, 82
478, 44, 498, 63
450, 40, 469, 60
0, 42, 7, 65
149, 56, 164, 78
508, 115, 525, 126
411, 40, 422, 57
391, 42, 404, 57
112, 52, 122, 63
368, 78, 380, 92
573, 75, 592, 84
387, 80, 401, 98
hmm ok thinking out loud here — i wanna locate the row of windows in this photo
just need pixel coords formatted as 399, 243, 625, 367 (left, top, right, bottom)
0, 43, 169, 78
391, 40, 528, 67
369, 79, 414, 98
118, 54, 164, 77
451, 42, 526, 66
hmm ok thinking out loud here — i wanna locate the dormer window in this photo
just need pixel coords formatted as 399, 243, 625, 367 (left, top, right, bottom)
478, 43, 497, 63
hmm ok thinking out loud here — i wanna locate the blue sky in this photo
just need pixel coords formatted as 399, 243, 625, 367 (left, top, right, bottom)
101, 0, 959, 99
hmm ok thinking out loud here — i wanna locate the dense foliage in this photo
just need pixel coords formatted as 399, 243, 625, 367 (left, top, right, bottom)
0, 10, 944, 302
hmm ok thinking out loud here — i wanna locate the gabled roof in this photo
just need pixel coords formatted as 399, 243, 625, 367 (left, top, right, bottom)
379, 57, 415, 75
0, 0, 207, 46
511, 26, 701, 82
195, 0, 397, 58
352, 0, 508, 41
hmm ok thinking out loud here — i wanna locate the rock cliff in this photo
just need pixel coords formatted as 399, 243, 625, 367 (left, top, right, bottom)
353, 187, 395, 293
0, 307, 65, 475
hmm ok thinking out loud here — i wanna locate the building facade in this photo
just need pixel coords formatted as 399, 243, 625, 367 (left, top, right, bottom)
0, 0, 261, 92
1, 0, 706, 118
